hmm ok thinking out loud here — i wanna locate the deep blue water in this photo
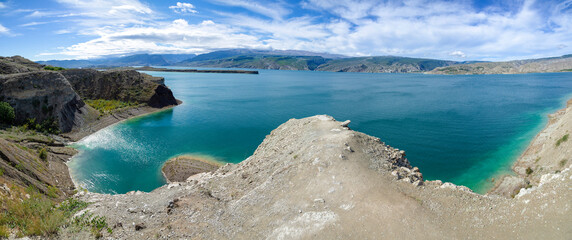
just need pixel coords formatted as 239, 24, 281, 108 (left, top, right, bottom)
68, 70, 572, 194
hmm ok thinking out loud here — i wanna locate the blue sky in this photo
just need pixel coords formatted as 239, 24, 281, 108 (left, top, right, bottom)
0, 0, 571, 61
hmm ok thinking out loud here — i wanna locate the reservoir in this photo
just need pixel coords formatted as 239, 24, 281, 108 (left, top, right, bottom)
68, 70, 572, 194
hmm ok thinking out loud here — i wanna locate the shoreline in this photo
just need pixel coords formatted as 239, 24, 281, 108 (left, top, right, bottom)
488, 97, 572, 197
64, 101, 181, 191
63, 101, 182, 143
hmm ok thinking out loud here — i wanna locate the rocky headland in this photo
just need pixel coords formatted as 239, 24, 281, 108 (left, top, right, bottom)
77, 115, 571, 239
161, 155, 221, 183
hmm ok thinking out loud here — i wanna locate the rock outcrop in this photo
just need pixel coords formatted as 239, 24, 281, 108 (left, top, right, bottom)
0, 71, 94, 132
62, 69, 178, 107
0, 56, 44, 74
0, 137, 76, 200
78, 115, 572, 239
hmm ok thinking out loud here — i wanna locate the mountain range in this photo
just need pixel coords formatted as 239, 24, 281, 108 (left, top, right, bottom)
37, 49, 572, 74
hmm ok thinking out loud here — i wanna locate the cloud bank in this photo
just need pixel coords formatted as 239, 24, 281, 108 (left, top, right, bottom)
19, 0, 572, 60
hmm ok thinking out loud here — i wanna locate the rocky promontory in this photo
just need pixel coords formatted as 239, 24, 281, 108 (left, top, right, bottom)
78, 115, 571, 239
161, 155, 221, 183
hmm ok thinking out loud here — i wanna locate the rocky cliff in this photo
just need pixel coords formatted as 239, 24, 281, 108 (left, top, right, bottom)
0, 71, 94, 133
61, 69, 178, 107
78, 115, 571, 239
0, 56, 180, 137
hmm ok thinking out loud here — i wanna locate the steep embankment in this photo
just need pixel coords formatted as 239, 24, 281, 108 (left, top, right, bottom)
430, 54, 572, 74
0, 71, 95, 133
491, 99, 572, 197
79, 115, 571, 239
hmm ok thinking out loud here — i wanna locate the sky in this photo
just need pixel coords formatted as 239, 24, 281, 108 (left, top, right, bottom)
0, 0, 571, 61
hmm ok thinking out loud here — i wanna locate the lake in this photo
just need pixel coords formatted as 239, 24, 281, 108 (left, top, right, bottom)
67, 70, 572, 194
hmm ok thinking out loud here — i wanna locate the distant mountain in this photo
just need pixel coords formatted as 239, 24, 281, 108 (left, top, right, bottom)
314, 56, 457, 73
38, 53, 196, 68
182, 50, 457, 73
181, 54, 328, 71
184, 49, 345, 62
430, 54, 572, 74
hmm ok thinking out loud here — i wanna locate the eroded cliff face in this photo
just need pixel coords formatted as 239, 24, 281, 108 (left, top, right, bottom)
0, 71, 94, 132
77, 115, 572, 239
62, 69, 178, 107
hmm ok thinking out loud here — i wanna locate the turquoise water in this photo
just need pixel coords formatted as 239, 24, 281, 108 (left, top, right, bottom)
68, 70, 572, 194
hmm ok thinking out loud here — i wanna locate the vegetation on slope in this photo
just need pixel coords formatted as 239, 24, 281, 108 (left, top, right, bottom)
0, 182, 110, 238
84, 99, 140, 115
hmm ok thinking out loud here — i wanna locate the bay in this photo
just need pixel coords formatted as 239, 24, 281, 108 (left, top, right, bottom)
67, 70, 572, 194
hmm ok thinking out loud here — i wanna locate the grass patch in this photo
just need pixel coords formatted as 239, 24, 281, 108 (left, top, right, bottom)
84, 99, 139, 115
0, 186, 94, 238
555, 134, 569, 147
69, 212, 112, 238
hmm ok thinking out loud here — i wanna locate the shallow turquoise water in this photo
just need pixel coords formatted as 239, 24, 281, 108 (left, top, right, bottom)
68, 70, 572, 194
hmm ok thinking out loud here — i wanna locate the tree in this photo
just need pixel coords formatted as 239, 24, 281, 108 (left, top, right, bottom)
0, 101, 15, 124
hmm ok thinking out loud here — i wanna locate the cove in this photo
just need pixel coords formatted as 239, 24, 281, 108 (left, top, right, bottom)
67, 70, 572, 194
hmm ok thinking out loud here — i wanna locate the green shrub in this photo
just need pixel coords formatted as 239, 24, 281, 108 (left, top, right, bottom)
43, 66, 65, 71
526, 167, 533, 175
21, 118, 59, 134
0, 101, 15, 124
70, 212, 111, 238
38, 148, 48, 161
556, 134, 569, 147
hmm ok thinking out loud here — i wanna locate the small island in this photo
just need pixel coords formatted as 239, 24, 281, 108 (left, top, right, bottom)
161, 155, 222, 182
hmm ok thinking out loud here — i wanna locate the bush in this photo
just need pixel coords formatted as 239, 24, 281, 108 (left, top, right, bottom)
555, 134, 569, 147
38, 148, 48, 161
21, 118, 59, 134
43, 66, 65, 71
526, 167, 533, 175
0, 101, 15, 124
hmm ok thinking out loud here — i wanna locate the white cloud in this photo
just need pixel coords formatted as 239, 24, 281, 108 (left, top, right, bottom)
0, 2, 6, 9
40, 0, 572, 61
54, 0, 154, 30
169, 2, 197, 14
449, 51, 467, 58
20, 21, 50, 27
212, 0, 290, 20
42, 19, 264, 59
0, 24, 9, 34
